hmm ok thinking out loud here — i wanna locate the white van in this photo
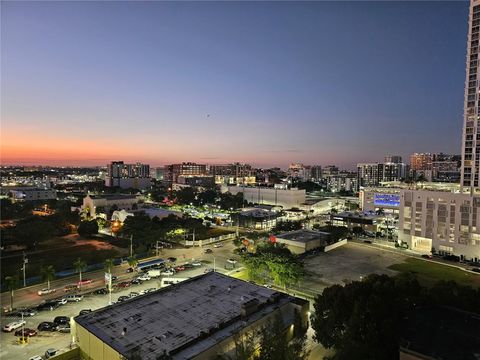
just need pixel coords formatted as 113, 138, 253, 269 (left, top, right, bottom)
147, 269, 161, 278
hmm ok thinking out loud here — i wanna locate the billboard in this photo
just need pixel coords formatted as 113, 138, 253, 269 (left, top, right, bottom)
374, 193, 400, 207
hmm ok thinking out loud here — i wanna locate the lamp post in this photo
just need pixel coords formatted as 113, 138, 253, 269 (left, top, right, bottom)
22, 252, 28, 287
130, 235, 133, 258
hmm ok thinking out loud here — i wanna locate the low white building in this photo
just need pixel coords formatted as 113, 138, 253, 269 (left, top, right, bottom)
82, 194, 139, 218
226, 186, 306, 209
398, 189, 480, 261
8, 187, 56, 201
275, 229, 330, 254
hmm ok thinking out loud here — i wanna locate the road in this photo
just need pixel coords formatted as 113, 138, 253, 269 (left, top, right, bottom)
1, 241, 239, 311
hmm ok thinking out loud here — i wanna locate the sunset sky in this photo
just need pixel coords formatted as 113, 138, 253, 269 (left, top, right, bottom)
1, 1, 468, 169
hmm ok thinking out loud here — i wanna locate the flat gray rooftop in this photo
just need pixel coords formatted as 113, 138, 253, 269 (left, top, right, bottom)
75, 272, 291, 360
277, 229, 329, 243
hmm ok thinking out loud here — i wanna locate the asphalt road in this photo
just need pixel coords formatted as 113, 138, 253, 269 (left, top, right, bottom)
1, 241, 239, 311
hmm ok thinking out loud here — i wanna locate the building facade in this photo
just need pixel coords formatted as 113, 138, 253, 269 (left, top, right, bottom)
105, 161, 151, 189
462, 0, 480, 191
398, 189, 480, 261
398, 0, 480, 261
164, 162, 208, 183
82, 194, 139, 218
226, 186, 306, 209
357, 163, 383, 189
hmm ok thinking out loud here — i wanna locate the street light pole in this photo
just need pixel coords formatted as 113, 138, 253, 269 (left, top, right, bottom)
22, 252, 28, 287
130, 235, 133, 258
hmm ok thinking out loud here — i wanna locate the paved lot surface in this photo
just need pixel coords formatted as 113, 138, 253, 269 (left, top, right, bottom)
301, 242, 406, 294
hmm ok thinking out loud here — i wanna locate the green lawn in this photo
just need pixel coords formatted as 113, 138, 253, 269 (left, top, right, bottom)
388, 258, 480, 288
231, 269, 250, 281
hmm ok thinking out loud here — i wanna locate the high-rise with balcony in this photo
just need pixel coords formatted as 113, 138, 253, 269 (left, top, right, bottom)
462, 0, 480, 192
398, 0, 480, 261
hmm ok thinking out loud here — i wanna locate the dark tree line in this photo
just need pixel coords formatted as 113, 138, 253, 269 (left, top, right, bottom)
311, 273, 480, 360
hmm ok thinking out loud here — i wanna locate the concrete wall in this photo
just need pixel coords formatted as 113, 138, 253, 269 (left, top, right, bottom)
324, 239, 348, 252
76, 323, 122, 360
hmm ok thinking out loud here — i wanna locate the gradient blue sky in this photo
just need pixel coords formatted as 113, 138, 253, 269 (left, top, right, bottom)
1, 1, 468, 169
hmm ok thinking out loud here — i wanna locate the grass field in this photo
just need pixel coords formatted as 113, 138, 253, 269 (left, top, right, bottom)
388, 258, 480, 288
231, 269, 249, 281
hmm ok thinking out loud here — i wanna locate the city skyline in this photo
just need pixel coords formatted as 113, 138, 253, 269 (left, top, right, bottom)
1, 1, 468, 168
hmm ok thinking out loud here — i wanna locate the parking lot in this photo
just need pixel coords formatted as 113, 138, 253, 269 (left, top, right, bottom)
301, 242, 407, 294
0, 242, 240, 360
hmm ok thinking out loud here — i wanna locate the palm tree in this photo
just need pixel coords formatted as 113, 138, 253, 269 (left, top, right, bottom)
4, 276, 19, 310
104, 258, 115, 274
73, 258, 87, 285
127, 255, 138, 269
40, 265, 55, 290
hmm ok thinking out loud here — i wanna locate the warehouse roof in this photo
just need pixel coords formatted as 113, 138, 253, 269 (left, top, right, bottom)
75, 272, 298, 360
277, 229, 329, 243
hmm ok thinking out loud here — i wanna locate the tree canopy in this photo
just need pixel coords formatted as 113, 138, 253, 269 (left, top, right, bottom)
77, 220, 99, 238
311, 273, 480, 360
242, 243, 304, 289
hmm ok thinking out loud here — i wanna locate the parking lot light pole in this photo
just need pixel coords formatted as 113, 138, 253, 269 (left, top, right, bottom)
22, 252, 28, 287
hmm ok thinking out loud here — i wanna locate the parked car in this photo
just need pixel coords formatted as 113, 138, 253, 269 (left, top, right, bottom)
204, 268, 214, 273
363, 240, 372, 244
128, 292, 139, 298
174, 265, 185, 272
53, 298, 67, 306
53, 316, 69, 326
64, 284, 79, 292
126, 267, 134, 273
57, 324, 71, 333
227, 258, 237, 264
45, 348, 58, 359
14, 328, 37, 337
161, 269, 175, 276
167, 257, 177, 263
137, 274, 151, 281
93, 288, 108, 295
111, 275, 118, 281
65, 294, 83, 302
133, 277, 144, 284
117, 281, 131, 288
3, 320, 26, 332
29, 356, 43, 360
17, 308, 37, 317
79, 309, 92, 316
204, 249, 213, 254
37, 288, 56, 296
421, 254, 433, 259
37, 322, 56, 332
191, 261, 202, 266
213, 243, 223, 248
139, 288, 156, 295
36, 301, 59, 311
471, 267, 480, 273
78, 279, 93, 286
117, 295, 129, 303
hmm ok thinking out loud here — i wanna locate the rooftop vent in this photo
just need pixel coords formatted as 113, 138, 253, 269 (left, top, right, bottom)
241, 298, 259, 317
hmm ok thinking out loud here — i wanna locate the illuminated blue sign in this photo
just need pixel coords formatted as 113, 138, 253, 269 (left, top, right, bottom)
374, 193, 400, 207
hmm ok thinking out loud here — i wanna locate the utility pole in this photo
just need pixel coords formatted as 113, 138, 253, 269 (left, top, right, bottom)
22, 252, 28, 287
130, 235, 133, 258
